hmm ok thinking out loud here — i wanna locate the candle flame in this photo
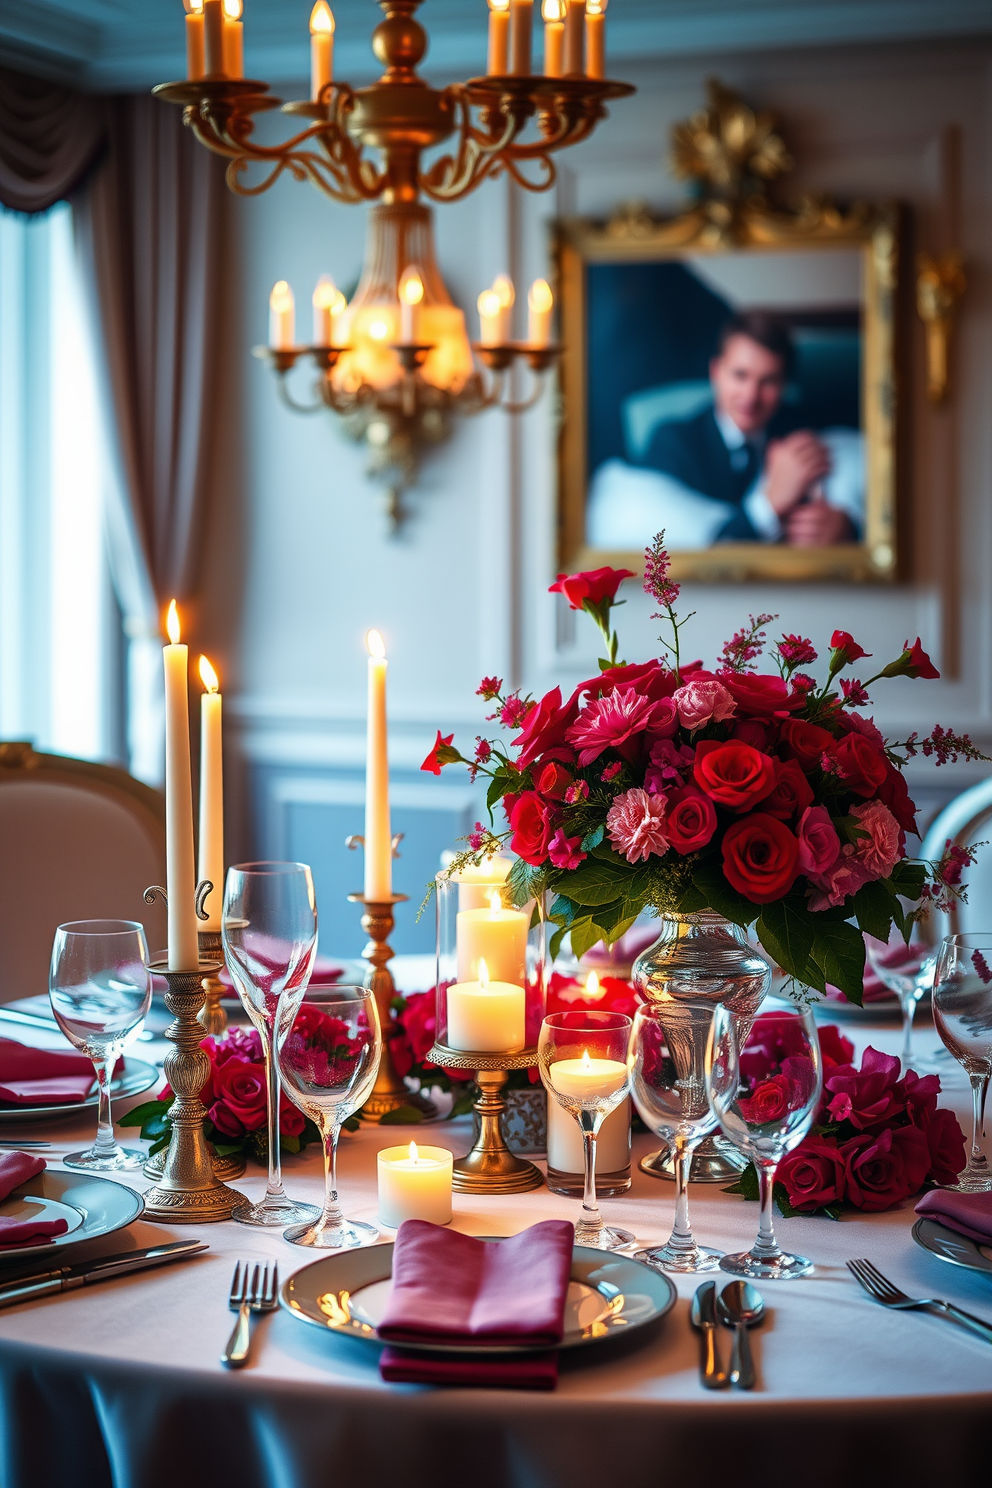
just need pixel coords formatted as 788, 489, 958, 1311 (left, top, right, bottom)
269, 280, 294, 314
166, 600, 181, 645
584, 970, 600, 1000
310, 0, 334, 35
488, 0, 509, 10
368, 316, 390, 341
408, 1141, 420, 1162
477, 288, 501, 318
478, 958, 490, 991
313, 274, 345, 314
183, 0, 204, 13
493, 273, 515, 309
366, 628, 385, 659
528, 278, 554, 313
399, 266, 425, 307
542, 0, 564, 18
199, 655, 219, 693
587, 0, 608, 11
580, 1049, 593, 1072
488, 888, 503, 916
222, 0, 242, 17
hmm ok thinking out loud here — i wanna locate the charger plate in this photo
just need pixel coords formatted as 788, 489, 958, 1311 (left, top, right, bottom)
0, 1169, 144, 1260
0, 1058, 158, 1125
281, 1241, 676, 1355
912, 1216, 992, 1277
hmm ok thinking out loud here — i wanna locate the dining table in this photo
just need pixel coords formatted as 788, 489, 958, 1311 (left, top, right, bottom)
0, 973, 988, 1488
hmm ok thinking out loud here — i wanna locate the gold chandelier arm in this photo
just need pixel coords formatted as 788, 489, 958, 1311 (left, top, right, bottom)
274, 373, 326, 415
418, 88, 522, 202
497, 368, 552, 415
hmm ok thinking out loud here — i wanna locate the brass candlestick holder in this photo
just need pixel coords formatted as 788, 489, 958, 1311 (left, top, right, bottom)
427, 1041, 543, 1194
197, 927, 228, 1036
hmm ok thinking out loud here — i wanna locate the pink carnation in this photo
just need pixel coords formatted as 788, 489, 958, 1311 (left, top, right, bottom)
567, 688, 678, 768
850, 799, 901, 879
672, 679, 736, 731
548, 829, 586, 870
807, 846, 871, 910
606, 787, 669, 863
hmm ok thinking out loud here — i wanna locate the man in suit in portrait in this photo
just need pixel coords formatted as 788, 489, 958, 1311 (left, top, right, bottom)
642, 311, 854, 546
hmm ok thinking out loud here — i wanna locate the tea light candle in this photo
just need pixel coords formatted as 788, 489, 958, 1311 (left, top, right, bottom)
452, 855, 513, 911
377, 1142, 453, 1227
547, 1095, 630, 1172
447, 959, 526, 1052
550, 1048, 627, 1100
456, 890, 528, 986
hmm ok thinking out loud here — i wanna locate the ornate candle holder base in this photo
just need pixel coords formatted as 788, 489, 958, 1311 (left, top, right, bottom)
428, 1043, 543, 1194
143, 1143, 246, 1183
197, 929, 228, 1036
639, 1134, 748, 1184
141, 960, 243, 1223
349, 891, 437, 1123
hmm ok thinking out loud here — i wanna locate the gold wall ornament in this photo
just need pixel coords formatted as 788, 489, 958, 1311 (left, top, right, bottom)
670, 77, 794, 204
916, 250, 966, 404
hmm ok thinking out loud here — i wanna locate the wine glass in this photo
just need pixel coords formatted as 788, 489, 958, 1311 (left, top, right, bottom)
865, 925, 940, 1071
629, 1003, 722, 1272
49, 920, 152, 1172
538, 1011, 635, 1250
932, 933, 992, 1192
222, 861, 321, 1227
706, 999, 822, 1279
278, 985, 382, 1248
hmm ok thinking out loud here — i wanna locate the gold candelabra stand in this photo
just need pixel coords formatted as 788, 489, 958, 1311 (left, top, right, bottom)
427, 1041, 543, 1194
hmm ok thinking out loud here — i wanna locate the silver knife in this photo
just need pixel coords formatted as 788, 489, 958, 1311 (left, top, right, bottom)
0, 1239, 208, 1308
690, 1281, 729, 1389
0, 1007, 154, 1043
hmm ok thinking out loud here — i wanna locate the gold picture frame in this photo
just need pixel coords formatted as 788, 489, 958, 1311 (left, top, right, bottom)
556, 81, 899, 583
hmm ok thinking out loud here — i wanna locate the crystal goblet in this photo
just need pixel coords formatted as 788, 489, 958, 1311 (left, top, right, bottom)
865, 926, 940, 1072
932, 933, 992, 1192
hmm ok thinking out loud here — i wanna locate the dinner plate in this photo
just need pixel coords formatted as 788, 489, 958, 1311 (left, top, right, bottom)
0, 1058, 159, 1125
281, 1241, 677, 1354
0, 1169, 144, 1260
912, 1216, 992, 1277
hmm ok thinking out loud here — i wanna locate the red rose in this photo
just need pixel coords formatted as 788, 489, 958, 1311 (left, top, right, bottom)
721, 812, 800, 903
876, 763, 918, 837
513, 686, 580, 769
828, 733, 888, 797
537, 760, 572, 800
842, 1124, 930, 1211
738, 1074, 791, 1123
778, 719, 835, 772
549, 566, 634, 610
666, 785, 718, 854
824, 1047, 903, 1130
575, 660, 680, 704
507, 790, 555, 865
720, 673, 804, 718
819, 1024, 855, 1071
207, 1054, 268, 1137
830, 630, 870, 665
731, 719, 774, 750
760, 758, 814, 821
279, 1091, 306, 1137
693, 740, 778, 811
778, 1135, 846, 1211
918, 1106, 966, 1187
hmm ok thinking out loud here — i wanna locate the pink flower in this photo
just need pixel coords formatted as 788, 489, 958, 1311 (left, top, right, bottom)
601, 761, 623, 782
824, 1047, 903, 1130
850, 799, 901, 879
499, 695, 530, 729
778, 634, 818, 668
564, 779, 590, 804
566, 687, 670, 767
606, 787, 669, 863
476, 676, 502, 700
796, 805, 842, 878
672, 678, 736, 731
840, 712, 886, 749
548, 829, 586, 870
644, 737, 695, 793
841, 678, 870, 707
807, 845, 871, 910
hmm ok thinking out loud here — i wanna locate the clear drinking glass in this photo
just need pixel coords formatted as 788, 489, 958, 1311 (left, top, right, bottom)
538, 1011, 635, 1250
866, 925, 939, 1071
706, 999, 822, 1279
932, 933, 992, 1192
49, 919, 152, 1172
223, 861, 321, 1227
629, 1002, 722, 1272
278, 985, 382, 1248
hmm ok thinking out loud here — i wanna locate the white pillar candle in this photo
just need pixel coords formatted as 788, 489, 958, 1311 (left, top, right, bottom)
311, 275, 343, 346
493, 273, 515, 343
398, 265, 424, 343
509, 0, 533, 74
197, 656, 224, 934
563, 0, 584, 74
477, 288, 502, 346
163, 602, 199, 971
550, 1049, 627, 1100
377, 1142, 453, 1227
541, 0, 564, 75
547, 1094, 630, 1172
364, 629, 392, 903
584, 0, 605, 78
452, 855, 513, 911
269, 281, 295, 349
457, 890, 528, 986
447, 961, 526, 1051
527, 278, 553, 345
222, 0, 243, 78
185, 0, 205, 79
203, 0, 225, 74
309, 0, 335, 100
487, 0, 510, 74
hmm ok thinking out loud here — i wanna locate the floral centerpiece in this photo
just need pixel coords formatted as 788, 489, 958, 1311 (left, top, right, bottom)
422, 534, 983, 1001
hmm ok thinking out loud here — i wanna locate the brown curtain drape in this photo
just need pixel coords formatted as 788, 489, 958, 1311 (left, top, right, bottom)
0, 66, 104, 214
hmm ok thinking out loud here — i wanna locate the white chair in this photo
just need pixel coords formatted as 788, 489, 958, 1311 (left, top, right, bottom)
918, 775, 992, 937
0, 741, 166, 1003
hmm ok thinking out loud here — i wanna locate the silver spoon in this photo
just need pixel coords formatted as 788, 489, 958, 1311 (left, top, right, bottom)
717, 1280, 764, 1388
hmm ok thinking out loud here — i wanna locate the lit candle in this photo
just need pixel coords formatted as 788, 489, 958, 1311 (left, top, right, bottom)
457, 889, 528, 986
222, 0, 243, 78
377, 1142, 453, 1227
550, 1048, 627, 1100
487, 0, 510, 75
452, 855, 513, 911
364, 628, 392, 903
312, 274, 344, 345
542, 0, 564, 76
510, 0, 533, 74
184, 0, 205, 79
563, 0, 584, 74
203, 0, 225, 74
547, 1096, 630, 1173
163, 602, 199, 971
477, 287, 502, 346
584, 0, 605, 79
398, 265, 424, 344
447, 959, 526, 1052
493, 273, 515, 343
527, 278, 553, 345
197, 655, 224, 934
310, 1, 334, 100
269, 280, 295, 349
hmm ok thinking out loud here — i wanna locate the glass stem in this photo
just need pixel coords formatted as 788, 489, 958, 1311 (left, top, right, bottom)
899, 991, 916, 1069
669, 1141, 696, 1253
320, 1125, 345, 1233
576, 1124, 603, 1241
968, 1074, 990, 1173
262, 1030, 285, 1200
92, 1058, 118, 1154
753, 1160, 781, 1260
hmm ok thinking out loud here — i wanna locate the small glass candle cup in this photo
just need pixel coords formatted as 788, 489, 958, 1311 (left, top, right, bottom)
377, 1142, 453, 1228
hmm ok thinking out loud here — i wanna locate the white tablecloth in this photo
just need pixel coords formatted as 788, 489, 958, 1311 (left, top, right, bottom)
0, 1007, 989, 1488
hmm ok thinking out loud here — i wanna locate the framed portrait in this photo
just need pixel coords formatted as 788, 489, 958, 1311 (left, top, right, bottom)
556, 178, 899, 584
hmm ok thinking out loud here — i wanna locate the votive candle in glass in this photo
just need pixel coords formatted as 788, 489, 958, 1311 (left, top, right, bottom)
377, 1142, 453, 1227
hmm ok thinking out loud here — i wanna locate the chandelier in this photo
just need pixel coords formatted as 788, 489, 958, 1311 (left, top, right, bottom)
158, 0, 633, 527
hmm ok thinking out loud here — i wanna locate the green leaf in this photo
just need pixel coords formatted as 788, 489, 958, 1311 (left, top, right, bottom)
506, 856, 538, 909
486, 765, 518, 813
118, 1099, 171, 1129
568, 915, 602, 961
450, 1089, 477, 1117
850, 879, 897, 941
723, 1162, 759, 1200
810, 917, 865, 1003
211, 1141, 244, 1157
757, 899, 821, 991
665, 878, 709, 914
888, 860, 926, 901
378, 1104, 427, 1125
691, 863, 759, 928
557, 859, 636, 908
548, 893, 578, 927
148, 1135, 171, 1156
549, 924, 568, 964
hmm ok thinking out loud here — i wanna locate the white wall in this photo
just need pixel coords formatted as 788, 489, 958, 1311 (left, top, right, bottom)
199, 35, 992, 951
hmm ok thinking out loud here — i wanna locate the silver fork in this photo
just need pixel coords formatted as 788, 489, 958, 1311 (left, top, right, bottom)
221, 1261, 279, 1368
847, 1258, 992, 1345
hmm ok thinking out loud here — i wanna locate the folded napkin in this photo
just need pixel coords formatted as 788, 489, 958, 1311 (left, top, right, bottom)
0, 1152, 68, 1248
0, 1039, 95, 1106
377, 1220, 574, 1389
915, 1188, 992, 1244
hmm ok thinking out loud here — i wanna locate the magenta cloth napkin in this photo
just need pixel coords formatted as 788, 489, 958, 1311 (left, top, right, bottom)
0, 1152, 68, 1248
0, 1039, 95, 1106
915, 1188, 992, 1244
379, 1346, 560, 1390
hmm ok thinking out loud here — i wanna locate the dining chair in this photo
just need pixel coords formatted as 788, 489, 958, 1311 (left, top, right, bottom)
918, 774, 992, 937
0, 741, 166, 1003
